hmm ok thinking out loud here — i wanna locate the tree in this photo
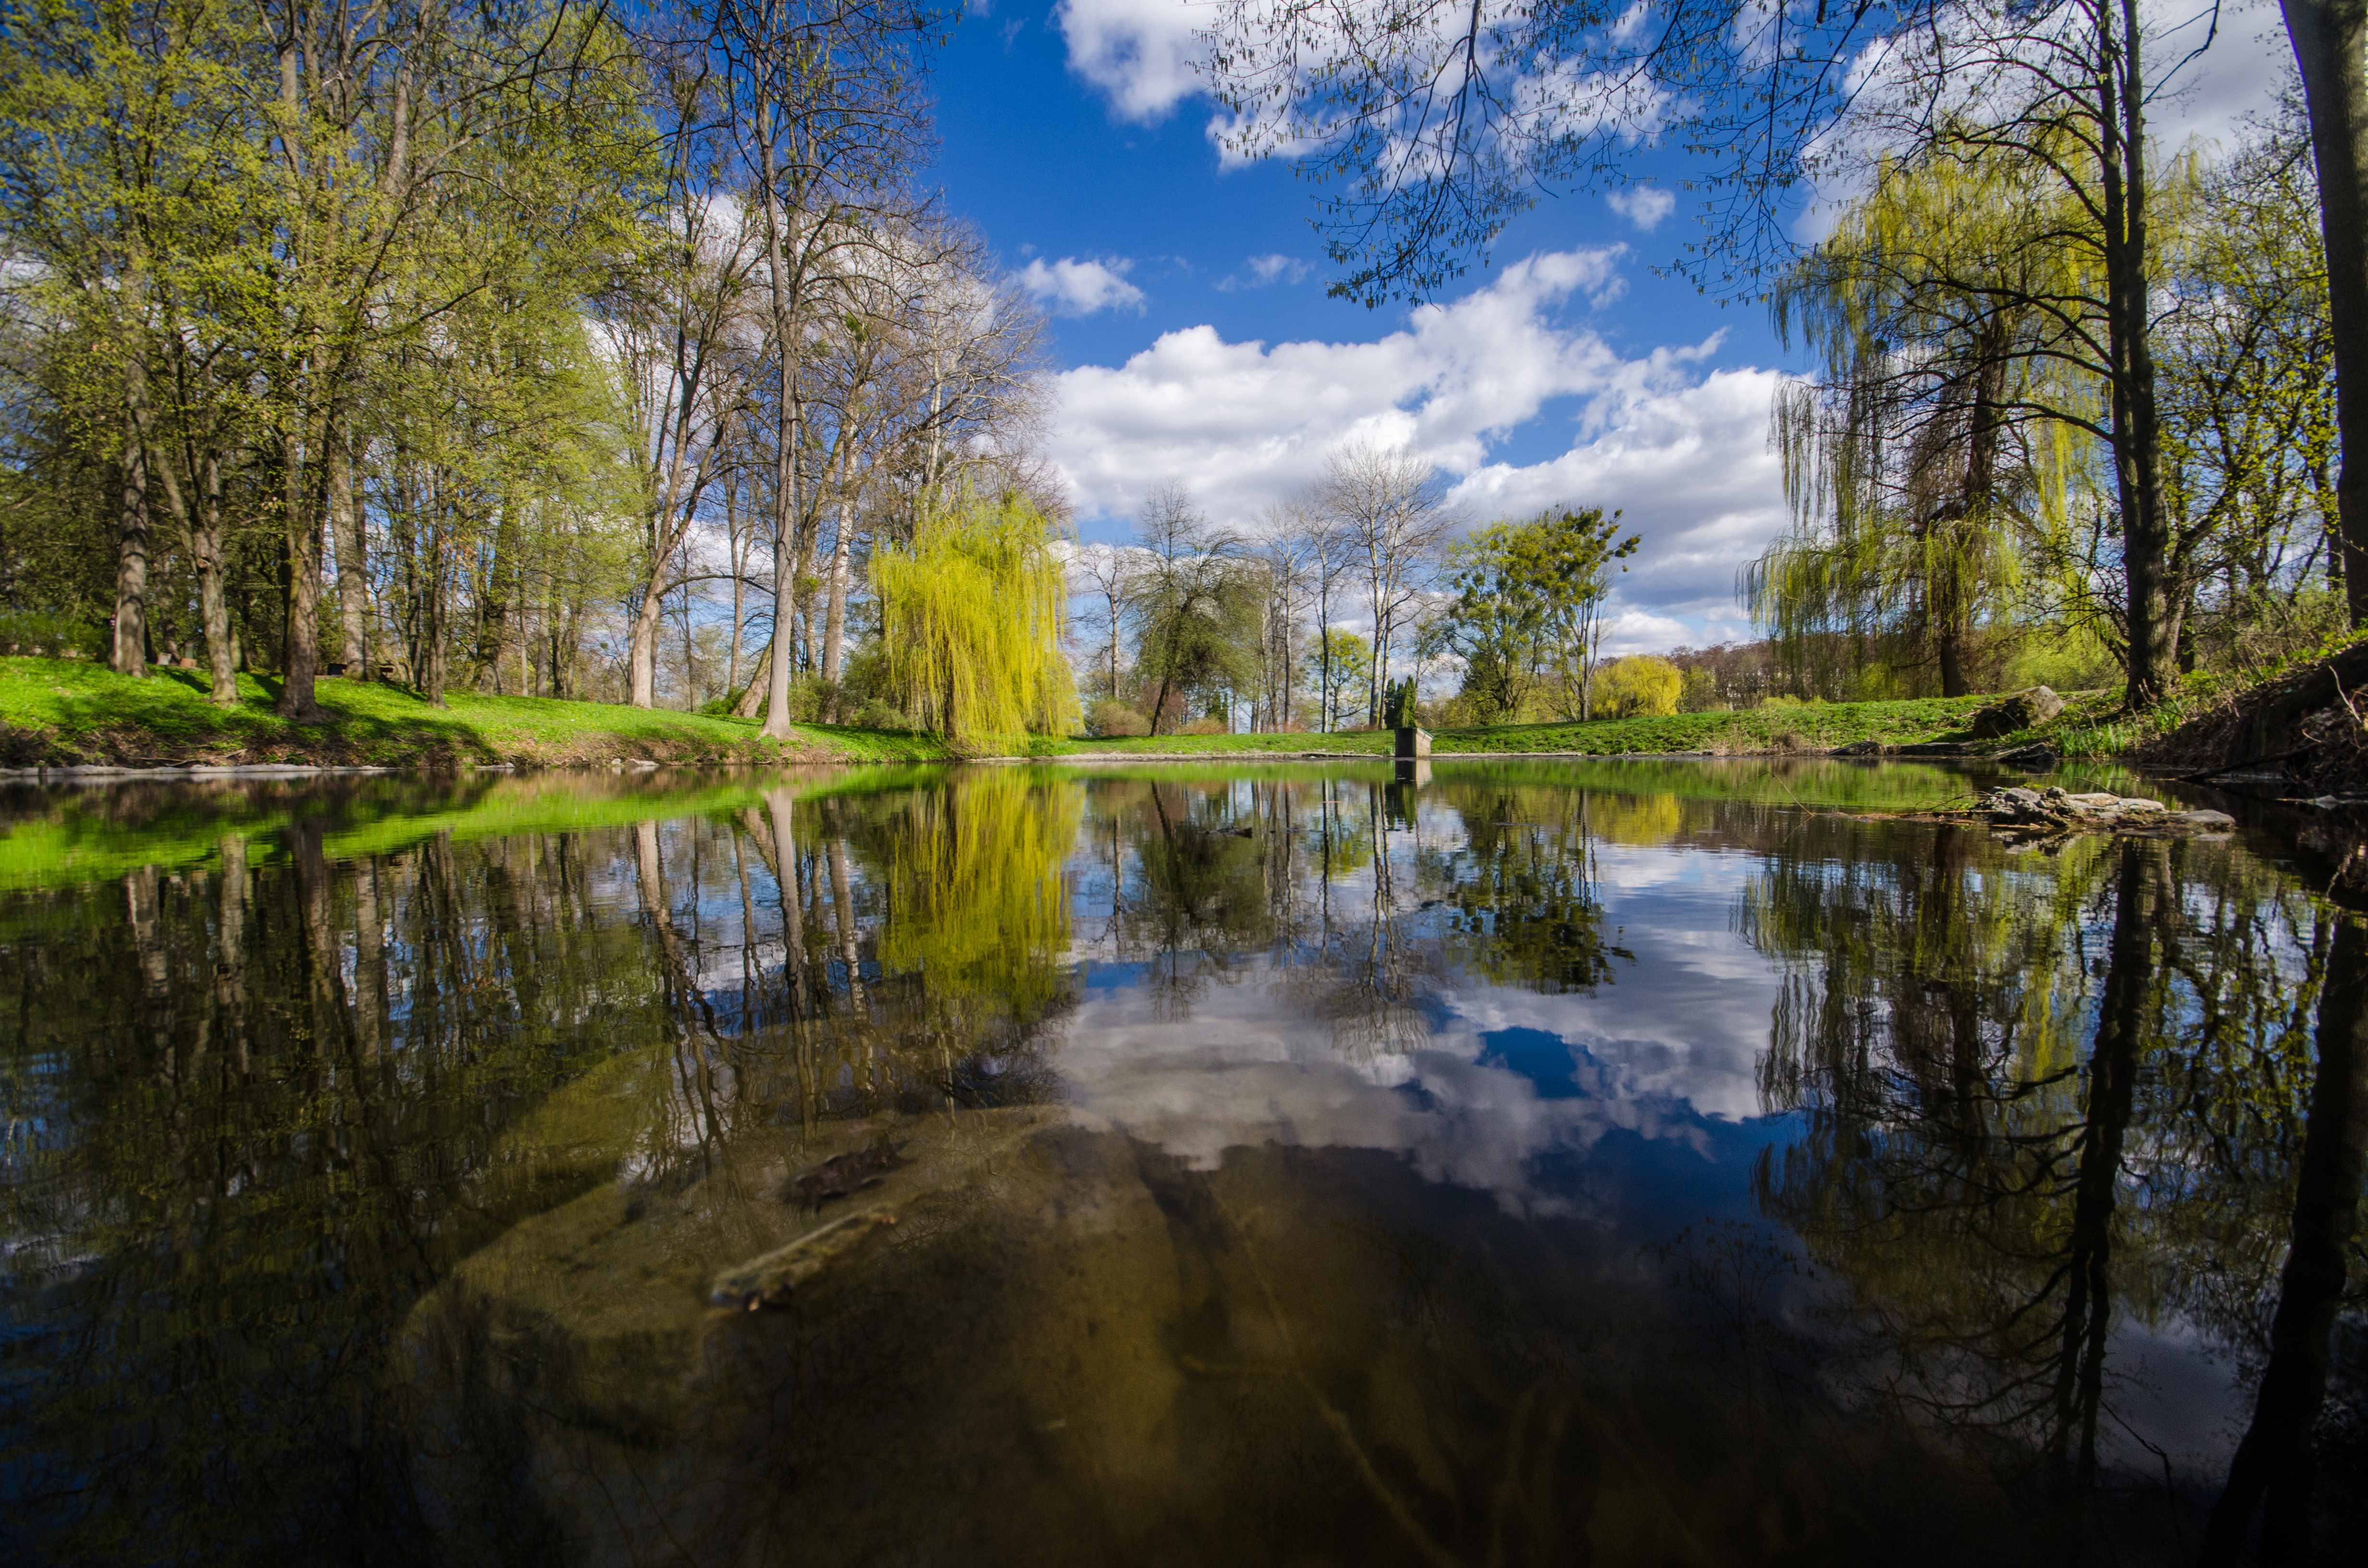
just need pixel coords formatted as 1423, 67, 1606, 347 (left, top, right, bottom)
1315, 441, 1454, 724
1438, 525, 1549, 723
1304, 627, 1372, 731
716, 0, 948, 740
1590, 655, 1681, 719
1749, 155, 2045, 699
1127, 482, 1250, 736
2275, 0, 2368, 630
872, 488, 1072, 737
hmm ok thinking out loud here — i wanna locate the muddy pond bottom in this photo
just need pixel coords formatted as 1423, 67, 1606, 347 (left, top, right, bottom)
0, 758, 2360, 1566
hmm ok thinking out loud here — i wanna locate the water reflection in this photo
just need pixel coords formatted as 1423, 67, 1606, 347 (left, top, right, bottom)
0, 761, 2356, 1565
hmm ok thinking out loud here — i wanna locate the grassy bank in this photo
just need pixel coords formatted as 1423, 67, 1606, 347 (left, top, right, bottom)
3, 658, 2015, 769
1051, 695, 1996, 759
0, 657, 957, 768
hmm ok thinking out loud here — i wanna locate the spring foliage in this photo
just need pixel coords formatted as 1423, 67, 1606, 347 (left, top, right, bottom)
873, 491, 1075, 737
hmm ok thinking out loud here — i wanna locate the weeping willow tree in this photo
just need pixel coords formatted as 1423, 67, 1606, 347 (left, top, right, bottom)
1747, 147, 2086, 698
873, 490, 1077, 737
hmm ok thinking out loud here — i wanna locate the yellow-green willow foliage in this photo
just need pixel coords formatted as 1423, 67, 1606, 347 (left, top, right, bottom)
874, 770, 1082, 1022
1750, 146, 2096, 698
873, 491, 1077, 737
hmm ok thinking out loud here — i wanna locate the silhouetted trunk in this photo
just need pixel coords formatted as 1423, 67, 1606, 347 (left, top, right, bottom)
2201, 909, 2368, 1564
2283, 0, 2368, 628
2048, 840, 2153, 1542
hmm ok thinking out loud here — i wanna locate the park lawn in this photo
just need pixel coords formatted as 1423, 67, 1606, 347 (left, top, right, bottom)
1052, 695, 1997, 758
0, 656, 957, 767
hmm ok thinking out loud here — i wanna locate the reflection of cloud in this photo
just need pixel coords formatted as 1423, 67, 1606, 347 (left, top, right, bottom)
1055, 945, 1754, 1211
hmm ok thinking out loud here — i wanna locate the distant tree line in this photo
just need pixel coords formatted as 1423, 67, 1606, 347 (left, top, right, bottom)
0, 0, 1060, 732
1071, 444, 1684, 737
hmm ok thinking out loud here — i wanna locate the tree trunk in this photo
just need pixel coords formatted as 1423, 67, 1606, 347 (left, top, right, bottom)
113, 392, 152, 678
333, 417, 366, 677
2201, 908, 2368, 1563
2104, 0, 2176, 708
757, 110, 802, 741
2284, 0, 2368, 629
628, 580, 666, 709
276, 407, 325, 720
196, 450, 237, 704
822, 490, 854, 720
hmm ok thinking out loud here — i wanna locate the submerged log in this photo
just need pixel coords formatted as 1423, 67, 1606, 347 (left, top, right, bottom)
708, 1209, 899, 1311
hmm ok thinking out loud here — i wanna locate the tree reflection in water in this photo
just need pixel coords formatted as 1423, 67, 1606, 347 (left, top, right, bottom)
1743, 816, 2362, 1561
0, 765, 2357, 1565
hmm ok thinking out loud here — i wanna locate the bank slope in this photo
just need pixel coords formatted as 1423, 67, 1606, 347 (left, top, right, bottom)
0, 658, 955, 768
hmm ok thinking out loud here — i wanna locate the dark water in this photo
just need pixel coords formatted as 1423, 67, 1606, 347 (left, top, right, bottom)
0, 759, 2361, 1567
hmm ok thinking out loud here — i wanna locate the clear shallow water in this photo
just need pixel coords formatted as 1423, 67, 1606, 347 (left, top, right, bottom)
0, 759, 2359, 1566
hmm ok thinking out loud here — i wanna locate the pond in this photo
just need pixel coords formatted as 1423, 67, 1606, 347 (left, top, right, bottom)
0, 758, 2360, 1567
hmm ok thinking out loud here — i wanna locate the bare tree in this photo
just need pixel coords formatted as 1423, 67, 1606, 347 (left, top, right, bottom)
1251, 505, 1320, 731
1071, 541, 1142, 704
1316, 441, 1456, 725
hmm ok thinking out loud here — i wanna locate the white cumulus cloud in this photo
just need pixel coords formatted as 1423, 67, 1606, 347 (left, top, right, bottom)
1056, 0, 1207, 122
1016, 255, 1147, 316
1043, 248, 1790, 636
1606, 186, 1677, 232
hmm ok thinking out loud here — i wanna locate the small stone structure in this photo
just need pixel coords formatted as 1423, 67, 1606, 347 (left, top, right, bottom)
1394, 726, 1431, 760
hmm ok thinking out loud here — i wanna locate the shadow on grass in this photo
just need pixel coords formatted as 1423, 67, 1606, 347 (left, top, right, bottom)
38, 679, 506, 765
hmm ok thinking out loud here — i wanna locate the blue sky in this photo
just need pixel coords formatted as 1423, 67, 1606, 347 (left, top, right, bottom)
919, 1, 2288, 650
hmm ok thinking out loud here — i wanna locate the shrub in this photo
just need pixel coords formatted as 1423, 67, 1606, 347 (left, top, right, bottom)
1591, 655, 1683, 718
1178, 716, 1228, 736
0, 612, 103, 659
1086, 698, 1150, 737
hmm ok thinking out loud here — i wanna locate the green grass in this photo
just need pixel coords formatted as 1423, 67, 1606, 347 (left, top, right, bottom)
0, 656, 959, 767
1048, 695, 1996, 759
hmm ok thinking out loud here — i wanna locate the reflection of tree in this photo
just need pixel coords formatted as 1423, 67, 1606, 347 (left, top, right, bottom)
1077, 771, 1631, 1060
2204, 908, 2368, 1564
1743, 822, 2338, 1548
1426, 784, 1630, 996
0, 819, 664, 1560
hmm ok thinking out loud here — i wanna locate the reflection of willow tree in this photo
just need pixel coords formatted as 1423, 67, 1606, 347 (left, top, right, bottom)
1744, 823, 2333, 1547
0, 821, 672, 1561
719, 771, 1083, 1125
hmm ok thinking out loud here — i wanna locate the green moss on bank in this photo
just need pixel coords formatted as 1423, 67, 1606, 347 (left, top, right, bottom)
0, 657, 957, 767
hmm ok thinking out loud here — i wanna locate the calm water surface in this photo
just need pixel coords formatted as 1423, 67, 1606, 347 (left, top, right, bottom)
0, 758, 2361, 1566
